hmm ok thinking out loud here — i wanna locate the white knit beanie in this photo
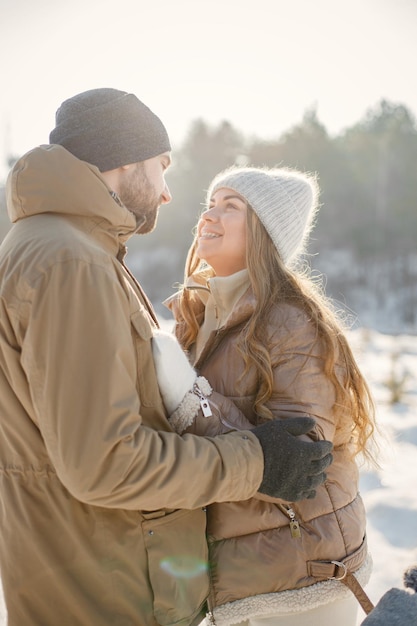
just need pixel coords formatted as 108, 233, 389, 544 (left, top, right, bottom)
206, 166, 319, 265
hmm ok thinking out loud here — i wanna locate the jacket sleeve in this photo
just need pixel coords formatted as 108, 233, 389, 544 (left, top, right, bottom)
182, 390, 256, 437
266, 306, 339, 442
20, 258, 263, 511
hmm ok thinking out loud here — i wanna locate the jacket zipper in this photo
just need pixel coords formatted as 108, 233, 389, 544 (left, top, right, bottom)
218, 415, 241, 431
279, 504, 302, 538
206, 539, 217, 625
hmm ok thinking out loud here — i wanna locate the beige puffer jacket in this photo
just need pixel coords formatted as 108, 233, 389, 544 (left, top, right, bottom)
0, 146, 266, 626
168, 277, 371, 625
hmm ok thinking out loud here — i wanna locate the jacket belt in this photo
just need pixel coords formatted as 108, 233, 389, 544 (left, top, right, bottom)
308, 537, 374, 616
307, 536, 368, 579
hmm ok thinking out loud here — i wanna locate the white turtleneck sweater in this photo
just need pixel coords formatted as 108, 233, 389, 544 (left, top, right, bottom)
194, 269, 250, 362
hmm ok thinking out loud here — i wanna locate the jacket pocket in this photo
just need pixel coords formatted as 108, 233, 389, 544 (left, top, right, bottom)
143, 507, 209, 626
131, 309, 159, 408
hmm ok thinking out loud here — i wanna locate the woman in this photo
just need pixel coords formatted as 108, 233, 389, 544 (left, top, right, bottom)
164, 166, 377, 626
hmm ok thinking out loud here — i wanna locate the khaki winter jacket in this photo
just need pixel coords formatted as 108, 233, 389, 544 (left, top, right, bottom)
0, 146, 265, 626
167, 276, 371, 625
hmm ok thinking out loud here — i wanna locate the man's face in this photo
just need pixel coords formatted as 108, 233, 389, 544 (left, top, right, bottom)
118, 152, 172, 234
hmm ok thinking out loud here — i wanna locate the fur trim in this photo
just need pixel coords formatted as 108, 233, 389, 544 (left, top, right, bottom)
211, 554, 373, 625
195, 376, 213, 397
169, 377, 213, 434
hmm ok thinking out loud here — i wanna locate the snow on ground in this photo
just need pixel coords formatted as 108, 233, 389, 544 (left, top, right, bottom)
348, 328, 417, 622
0, 326, 416, 624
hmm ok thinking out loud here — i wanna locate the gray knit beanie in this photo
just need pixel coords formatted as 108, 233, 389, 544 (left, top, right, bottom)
207, 166, 319, 264
49, 88, 171, 171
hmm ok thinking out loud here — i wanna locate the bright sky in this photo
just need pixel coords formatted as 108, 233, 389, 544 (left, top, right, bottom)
1, 0, 416, 181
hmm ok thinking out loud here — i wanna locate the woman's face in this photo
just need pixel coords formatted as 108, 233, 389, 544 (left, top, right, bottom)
196, 187, 248, 276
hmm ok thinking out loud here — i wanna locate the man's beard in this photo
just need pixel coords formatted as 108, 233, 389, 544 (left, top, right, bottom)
118, 162, 161, 234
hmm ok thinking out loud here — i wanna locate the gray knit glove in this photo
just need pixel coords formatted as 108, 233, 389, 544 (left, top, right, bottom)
252, 416, 333, 501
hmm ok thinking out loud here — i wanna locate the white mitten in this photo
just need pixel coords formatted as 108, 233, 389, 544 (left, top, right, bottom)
152, 330, 212, 433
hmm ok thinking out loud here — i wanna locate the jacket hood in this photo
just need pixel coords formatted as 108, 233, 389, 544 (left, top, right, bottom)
6, 144, 137, 236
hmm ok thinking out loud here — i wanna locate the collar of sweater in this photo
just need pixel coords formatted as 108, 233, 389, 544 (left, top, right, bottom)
194, 269, 249, 361
205, 269, 250, 323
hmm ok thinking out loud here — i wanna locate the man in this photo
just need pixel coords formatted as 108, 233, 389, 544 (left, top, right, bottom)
0, 88, 332, 625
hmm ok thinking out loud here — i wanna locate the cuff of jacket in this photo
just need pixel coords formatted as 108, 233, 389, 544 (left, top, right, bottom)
169, 376, 213, 434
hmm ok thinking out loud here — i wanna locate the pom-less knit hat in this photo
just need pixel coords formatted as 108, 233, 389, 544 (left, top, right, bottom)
207, 166, 319, 265
49, 88, 171, 172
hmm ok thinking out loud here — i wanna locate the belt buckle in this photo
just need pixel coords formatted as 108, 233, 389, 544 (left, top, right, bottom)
328, 560, 348, 581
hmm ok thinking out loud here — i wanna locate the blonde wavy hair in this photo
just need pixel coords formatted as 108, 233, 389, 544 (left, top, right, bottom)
176, 203, 377, 462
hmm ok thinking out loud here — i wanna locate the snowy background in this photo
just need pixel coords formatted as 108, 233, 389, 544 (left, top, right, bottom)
0, 325, 416, 624
349, 328, 417, 623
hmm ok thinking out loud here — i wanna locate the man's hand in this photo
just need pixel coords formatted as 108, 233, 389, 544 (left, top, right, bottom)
252, 417, 333, 501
